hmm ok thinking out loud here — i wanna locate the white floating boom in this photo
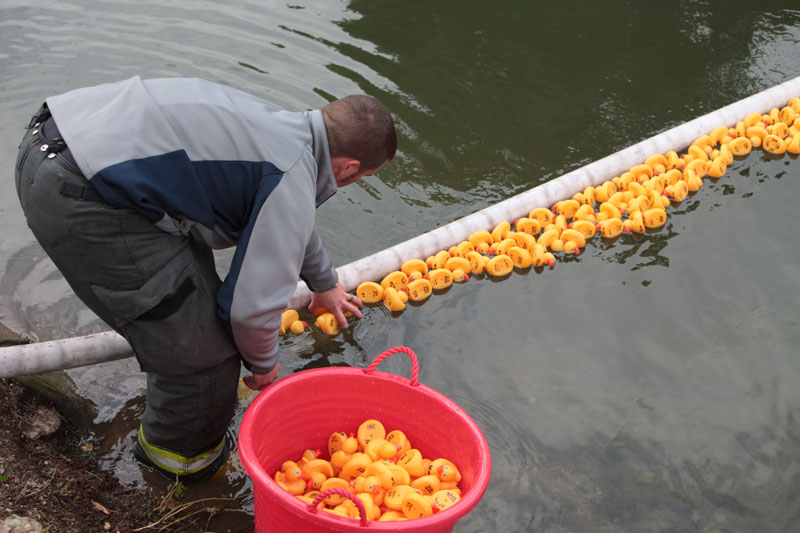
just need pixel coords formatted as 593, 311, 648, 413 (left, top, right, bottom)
2, 75, 799, 377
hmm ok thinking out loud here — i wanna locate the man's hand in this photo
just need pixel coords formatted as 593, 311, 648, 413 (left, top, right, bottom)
308, 283, 363, 328
243, 362, 281, 391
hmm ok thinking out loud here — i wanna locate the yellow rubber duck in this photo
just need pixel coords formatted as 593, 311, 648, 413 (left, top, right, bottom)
406, 278, 433, 301
397, 448, 427, 478
314, 312, 340, 335
319, 477, 350, 507
289, 320, 307, 334
468, 230, 493, 249
553, 199, 580, 219
427, 250, 451, 270
537, 227, 560, 249
381, 271, 409, 291
382, 287, 406, 312
357, 419, 386, 448
451, 269, 469, 282
430, 458, 462, 484
410, 474, 441, 496
401, 259, 428, 280
364, 438, 398, 462
351, 475, 381, 496
529, 206, 554, 226
444, 256, 471, 274
378, 510, 407, 522
466, 251, 488, 274
485, 255, 514, 277
762, 134, 787, 155
560, 228, 586, 248
384, 485, 417, 512
364, 460, 396, 490
514, 217, 542, 236
386, 429, 412, 456
356, 281, 384, 303
340, 453, 371, 482
491, 220, 512, 242
425, 269, 453, 290
599, 218, 624, 239
507, 246, 532, 269
573, 203, 596, 222
432, 489, 462, 513
306, 471, 327, 492
788, 133, 800, 154
298, 448, 321, 467
302, 458, 334, 479
455, 240, 475, 258
643, 208, 667, 229
279, 309, 299, 334
490, 237, 516, 256
401, 491, 433, 519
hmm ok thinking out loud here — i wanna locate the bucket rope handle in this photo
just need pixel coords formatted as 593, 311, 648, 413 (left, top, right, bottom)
364, 346, 420, 387
308, 488, 369, 527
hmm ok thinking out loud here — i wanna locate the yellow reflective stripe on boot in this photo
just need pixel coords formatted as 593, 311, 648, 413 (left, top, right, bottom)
137, 426, 225, 475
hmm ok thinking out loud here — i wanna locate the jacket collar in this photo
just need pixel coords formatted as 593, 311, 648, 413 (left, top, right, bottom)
307, 109, 337, 207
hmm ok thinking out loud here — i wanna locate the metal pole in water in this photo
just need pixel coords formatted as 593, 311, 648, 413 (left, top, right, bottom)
2, 75, 799, 377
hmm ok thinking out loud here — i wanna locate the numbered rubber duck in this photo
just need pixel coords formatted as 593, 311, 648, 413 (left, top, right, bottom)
466, 251, 489, 274
397, 448, 427, 478
381, 271, 409, 291
454, 240, 475, 258
356, 281, 384, 303
410, 474, 441, 496
432, 489, 462, 513
340, 453, 372, 482
513, 217, 542, 236
427, 250, 452, 270
401, 491, 433, 519
386, 429, 412, 456
404, 278, 432, 301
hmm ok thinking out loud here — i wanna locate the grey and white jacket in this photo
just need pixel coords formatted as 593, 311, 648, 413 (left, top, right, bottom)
47, 76, 339, 373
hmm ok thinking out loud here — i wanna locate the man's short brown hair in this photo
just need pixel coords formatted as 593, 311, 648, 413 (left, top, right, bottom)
322, 95, 397, 172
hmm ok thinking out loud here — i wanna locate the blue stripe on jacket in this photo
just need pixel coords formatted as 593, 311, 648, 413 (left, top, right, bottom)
216, 170, 285, 333
90, 150, 280, 236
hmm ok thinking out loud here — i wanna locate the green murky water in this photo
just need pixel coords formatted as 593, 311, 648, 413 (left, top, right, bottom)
1, 1, 799, 531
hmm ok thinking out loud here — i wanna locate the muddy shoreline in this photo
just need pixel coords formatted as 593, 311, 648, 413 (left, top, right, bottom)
0, 321, 165, 531
0, 322, 254, 532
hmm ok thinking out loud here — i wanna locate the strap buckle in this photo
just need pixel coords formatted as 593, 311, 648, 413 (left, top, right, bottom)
27, 103, 52, 129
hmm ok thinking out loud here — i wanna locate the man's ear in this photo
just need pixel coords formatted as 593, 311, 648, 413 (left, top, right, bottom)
331, 157, 361, 177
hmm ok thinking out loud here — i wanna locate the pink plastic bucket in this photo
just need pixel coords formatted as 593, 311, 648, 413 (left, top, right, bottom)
238, 346, 492, 532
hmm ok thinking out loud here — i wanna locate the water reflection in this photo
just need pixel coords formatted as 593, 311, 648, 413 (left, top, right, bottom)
1, 0, 800, 531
